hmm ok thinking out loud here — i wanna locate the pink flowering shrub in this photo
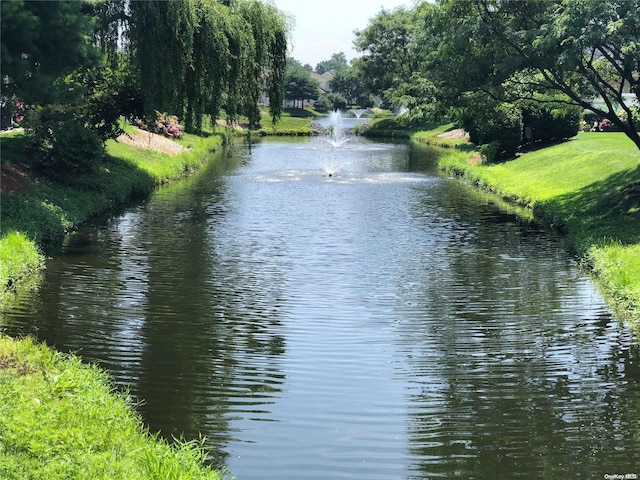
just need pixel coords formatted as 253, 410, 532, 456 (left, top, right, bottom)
134, 111, 183, 139
599, 119, 612, 131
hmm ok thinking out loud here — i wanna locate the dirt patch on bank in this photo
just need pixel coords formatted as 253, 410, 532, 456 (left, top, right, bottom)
1, 161, 31, 194
0, 354, 33, 376
436, 128, 469, 140
434, 128, 481, 164
216, 118, 250, 131
116, 129, 187, 156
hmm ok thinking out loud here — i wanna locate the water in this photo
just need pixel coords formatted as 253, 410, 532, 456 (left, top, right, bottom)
319, 110, 361, 148
2, 138, 639, 479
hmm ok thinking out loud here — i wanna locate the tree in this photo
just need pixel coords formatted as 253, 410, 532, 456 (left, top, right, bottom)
1, 0, 99, 105
327, 92, 347, 111
454, 92, 523, 161
430, 0, 640, 150
315, 52, 349, 74
354, 7, 424, 104
328, 68, 371, 107
284, 59, 320, 107
127, 0, 289, 132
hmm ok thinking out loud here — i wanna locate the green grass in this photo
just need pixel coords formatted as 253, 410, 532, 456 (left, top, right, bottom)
0, 232, 44, 307
589, 244, 640, 324
0, 127, 226, 300
363, 116, 454, 140
0, 335, 223, 480
252, 108, 317, 135
458, 133, 639, 206
429, 130, 640, 324
105, 129, 226, 184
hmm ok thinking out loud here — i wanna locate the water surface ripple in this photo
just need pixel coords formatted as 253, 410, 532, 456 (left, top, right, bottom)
2, 138, 638, 479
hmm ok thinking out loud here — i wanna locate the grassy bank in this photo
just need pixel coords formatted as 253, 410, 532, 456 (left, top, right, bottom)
0, 126, 228, 478
409, 123, 640, 326
0, 335, 222, 480
0, 109, 315, 294
362, 116, 446, 139
0, 127, 226, 300
253, 108, 318, 135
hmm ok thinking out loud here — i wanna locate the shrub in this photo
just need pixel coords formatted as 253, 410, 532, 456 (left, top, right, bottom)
479, 141, 501, 163
522, 98, 581, 143
327, 93, 347, 111
134, 111, 183, 139
313, 95, 331, 113
457, 98, 522, 160
25, 107, 105, 178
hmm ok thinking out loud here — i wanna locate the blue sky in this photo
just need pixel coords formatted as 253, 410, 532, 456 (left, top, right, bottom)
271, 0, 417, 68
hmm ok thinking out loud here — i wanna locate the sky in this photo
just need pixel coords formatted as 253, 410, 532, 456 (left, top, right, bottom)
271, 0, 417, 68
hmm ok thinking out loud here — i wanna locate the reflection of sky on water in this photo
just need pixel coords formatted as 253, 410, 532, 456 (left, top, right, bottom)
2, 138, 638, 479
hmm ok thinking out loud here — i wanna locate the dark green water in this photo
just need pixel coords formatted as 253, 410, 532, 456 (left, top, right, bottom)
3, 137, 639, 479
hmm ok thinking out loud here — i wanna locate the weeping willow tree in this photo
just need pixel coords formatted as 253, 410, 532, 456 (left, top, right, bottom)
185, 1, 230, 132
128, 0, 195, 118
92, 0, 129, 66
235, 0, 288, 126
126, 0, 288, 133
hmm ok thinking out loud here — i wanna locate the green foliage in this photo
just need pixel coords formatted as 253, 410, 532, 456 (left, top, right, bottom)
354, 6, 424, 103
589, 244, 640, 322
456, 94, 522, 159
315, 52, 349, 74
327, 93, 347, 111
521, 98, 582, 145
284, 60, 320, 108
2, 0, 289, 148
364, 116, 451, 139
1, 193, 70, 247
0, 335, 223, 480
313, 95, 331, 113
479, 142, 501, 164
127, 0, 289, 133
0, 0, 99, 104
329, 68, 371, 107
128, 0, 196, 117
24, 107, 105, 178
79, 56, 145, 141
236, 0, 288, 125
0, 232, 44, 296
355, 0, 640, 150
430, 0, 640, 150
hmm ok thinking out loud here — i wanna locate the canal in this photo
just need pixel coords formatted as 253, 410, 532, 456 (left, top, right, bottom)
3, 136, 639, 478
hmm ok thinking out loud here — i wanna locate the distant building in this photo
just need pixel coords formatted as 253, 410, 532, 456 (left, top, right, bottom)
283, 70, 335, 108
310, 71, 334, 95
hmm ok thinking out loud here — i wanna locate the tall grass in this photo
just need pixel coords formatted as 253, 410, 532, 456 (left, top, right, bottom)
0, 232, 44, 306
0, 335, 223, 479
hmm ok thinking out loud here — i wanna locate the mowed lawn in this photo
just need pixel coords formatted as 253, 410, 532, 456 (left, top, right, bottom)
470, 132, 639, 206
441, 131, 640, 323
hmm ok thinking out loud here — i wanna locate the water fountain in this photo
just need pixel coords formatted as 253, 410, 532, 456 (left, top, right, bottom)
319, 160, 341, 178
322, 110, 351, 148
348, 108, 369, 119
